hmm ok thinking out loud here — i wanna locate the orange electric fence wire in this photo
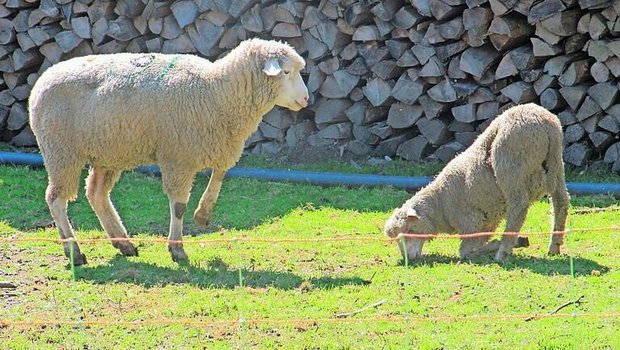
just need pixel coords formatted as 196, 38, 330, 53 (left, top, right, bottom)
2, 227, 619, 331
2, 312, 620, 328
0, 226, 619, 244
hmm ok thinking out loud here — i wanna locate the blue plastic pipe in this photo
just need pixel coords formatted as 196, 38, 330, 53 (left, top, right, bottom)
1, 151, 620, 196
0, 151, 43, 167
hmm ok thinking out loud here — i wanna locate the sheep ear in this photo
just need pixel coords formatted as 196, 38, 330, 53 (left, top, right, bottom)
263, 58, 281, 76
406, 208, 419, 221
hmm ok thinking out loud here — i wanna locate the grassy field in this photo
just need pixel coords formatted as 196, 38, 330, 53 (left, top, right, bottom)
1, 159, 620, 349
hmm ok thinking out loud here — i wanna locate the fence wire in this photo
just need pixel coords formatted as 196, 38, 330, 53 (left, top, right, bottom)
1, 226, 619, 245
1, 225, 619, 333
2, 311, 620, 328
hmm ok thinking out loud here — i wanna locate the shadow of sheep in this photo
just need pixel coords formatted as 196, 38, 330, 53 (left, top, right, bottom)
73, 256, 372, 290
397, 253, 608, 277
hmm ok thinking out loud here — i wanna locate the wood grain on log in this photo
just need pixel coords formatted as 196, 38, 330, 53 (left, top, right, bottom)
460, 44, 501, 78
540, 88, 566, 110
559, 58, 593, 87
488, 15, 532, 50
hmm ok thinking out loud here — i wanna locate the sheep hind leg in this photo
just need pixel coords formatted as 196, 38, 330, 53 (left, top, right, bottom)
193, 169, 225, 228
46, 170, 87, 265
161, 168, 195, 262
495, 195, 529, 263
548, 182, 569, 255
85, 167, 137, 257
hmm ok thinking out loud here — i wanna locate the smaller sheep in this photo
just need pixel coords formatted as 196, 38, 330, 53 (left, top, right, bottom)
384, 103, 569, 262
29, 38, 309, 265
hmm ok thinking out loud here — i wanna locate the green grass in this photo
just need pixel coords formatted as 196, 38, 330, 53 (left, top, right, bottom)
1, 161, 620, 349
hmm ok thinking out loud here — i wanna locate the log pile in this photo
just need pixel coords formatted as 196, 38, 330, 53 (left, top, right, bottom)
0, 0, 619, 171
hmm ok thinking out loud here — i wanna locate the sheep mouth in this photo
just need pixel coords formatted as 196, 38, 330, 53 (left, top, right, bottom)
294, 99, 308, 109
289, 103, 303, 111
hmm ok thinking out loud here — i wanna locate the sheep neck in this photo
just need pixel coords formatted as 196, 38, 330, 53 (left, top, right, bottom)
206, 56, 277, 139
165, 54, 279, 170
221, 53, 277, 111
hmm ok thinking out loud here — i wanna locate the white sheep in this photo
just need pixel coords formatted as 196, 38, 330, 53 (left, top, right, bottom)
384, 103, 570, 263
29, 38, 309, 265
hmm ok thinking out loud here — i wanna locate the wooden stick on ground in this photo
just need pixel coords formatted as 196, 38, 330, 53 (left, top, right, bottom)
550, 295, 585, 315
335, 299, 388, 318
526, 295, 585, 322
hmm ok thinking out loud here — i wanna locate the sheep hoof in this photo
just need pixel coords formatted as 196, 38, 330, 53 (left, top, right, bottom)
547, 244, 561, 255
169, 245, 189, 263
515, 236, 530, 248
459, 251, 473, 260
403, 253, 421, 262
114, 242, 138, 257
406, 255, 419, 261
193, 211, 211, 228
64, 245, 88, 266
68, 253, 88, 266
494, 249, 511, 263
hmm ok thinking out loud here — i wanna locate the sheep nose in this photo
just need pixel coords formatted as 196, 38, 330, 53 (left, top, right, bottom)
296, 93, 309, 108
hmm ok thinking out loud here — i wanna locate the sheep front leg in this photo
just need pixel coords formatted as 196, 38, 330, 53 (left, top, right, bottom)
457, 219, 492, 259
168, 200, 189, 262
495, 196, 529, 263
459, 237, 493, 259
193, 169, 225, 228
161, 168, 195, 262
458, 224, 529, 259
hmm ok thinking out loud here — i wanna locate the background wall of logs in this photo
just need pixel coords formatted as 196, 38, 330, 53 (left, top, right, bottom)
1, 0, 619, 171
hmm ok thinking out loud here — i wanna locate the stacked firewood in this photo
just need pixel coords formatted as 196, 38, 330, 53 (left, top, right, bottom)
0, 0, 619, 171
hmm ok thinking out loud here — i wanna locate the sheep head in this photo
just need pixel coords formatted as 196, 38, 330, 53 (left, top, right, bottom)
262, 55, 308, 112
384, 205, 432, 237
228, 38, 310, 112
384, 205, 433, 261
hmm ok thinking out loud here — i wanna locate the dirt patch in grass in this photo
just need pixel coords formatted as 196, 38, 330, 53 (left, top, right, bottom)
1, 240, 66, 310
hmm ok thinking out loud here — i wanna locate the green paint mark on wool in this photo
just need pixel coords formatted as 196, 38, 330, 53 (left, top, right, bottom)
156, 55, 181, 84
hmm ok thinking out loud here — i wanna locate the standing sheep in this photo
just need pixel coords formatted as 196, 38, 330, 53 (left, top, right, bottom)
29, 38, 309, 265
384, 103, 569, 263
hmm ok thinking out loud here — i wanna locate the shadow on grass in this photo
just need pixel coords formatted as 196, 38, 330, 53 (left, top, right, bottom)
75, 256, 371, 290
398, 253, 609, 277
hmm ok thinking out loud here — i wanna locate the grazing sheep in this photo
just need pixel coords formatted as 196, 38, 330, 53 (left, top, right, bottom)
384, 103, 569, 263
29, 38, 309, 265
